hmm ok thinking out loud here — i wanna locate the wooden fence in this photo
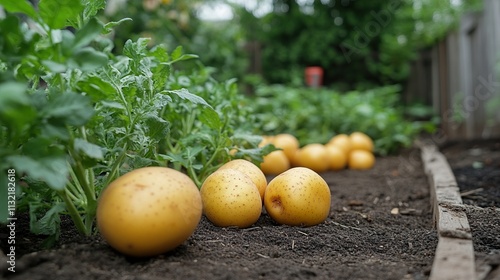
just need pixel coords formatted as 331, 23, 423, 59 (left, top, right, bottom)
404, 0, 500, 141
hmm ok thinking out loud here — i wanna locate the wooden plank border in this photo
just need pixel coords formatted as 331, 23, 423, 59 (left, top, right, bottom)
420, 143, 476, 280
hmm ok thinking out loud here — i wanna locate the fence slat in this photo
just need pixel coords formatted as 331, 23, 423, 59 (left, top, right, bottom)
405, 0, 500, 141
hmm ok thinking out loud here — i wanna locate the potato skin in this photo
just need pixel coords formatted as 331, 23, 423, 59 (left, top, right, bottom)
97, 167, 202, 257
264, 167, 331, 226
218, 159, 267, 200
200, 169, 262, 228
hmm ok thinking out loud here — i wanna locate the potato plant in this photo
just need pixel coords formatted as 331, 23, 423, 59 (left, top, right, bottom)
251, 84, 437, 155
0, 0, 269, 245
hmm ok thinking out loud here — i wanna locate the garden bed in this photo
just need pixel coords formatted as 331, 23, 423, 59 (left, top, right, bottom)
441, 139, 500, 280
2, 140, 499, 280
1, 148, 437, 280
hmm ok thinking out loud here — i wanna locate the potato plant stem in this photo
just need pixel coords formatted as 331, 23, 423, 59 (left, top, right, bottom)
187, 165, 202, 188
58, 189, 90, 236
66, 133, 97, 236
105, 143, 128, 187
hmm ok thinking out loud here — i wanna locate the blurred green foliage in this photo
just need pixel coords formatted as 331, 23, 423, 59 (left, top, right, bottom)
100, 0, 483, 89
101, 0, 249, 82
249, 84, 438, 155
240, 0, 483, 88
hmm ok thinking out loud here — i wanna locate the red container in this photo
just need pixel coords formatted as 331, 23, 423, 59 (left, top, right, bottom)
304, 67, 323, 88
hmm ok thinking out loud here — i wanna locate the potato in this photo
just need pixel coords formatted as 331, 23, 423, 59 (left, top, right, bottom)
272, 133, 300, 161
328, 134, 352, 155
260, 150, 290, 175
348, 149, 375, 170
264, 167, 331, 226
294, 143, 330, 172
218, 159, 267, 200
96, 167, 202, 257
200, 169, 262, 228
349, 132, 374, 152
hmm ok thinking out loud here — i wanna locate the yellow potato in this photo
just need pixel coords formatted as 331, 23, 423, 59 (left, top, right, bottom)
200, 169, 262, 228
260, 150, 290, 175
348, 149, 376, 170
294, 143, 330, 173
349, 131, 374, 152
218, 159, 267, 201
325, 144, 347, 170
97, 167, 202, 257
264, 167, 331, 226
272, 133, 300, 161
328, 134, 352, 155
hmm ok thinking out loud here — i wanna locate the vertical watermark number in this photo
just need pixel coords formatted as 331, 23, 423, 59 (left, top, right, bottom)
6, 169, 16, 272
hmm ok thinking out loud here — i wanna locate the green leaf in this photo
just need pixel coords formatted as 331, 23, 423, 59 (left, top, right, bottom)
39, 0, 84, 29
41, 92, 94, 126
7, 155, 68, 190
76, 75, 117, 102
41, 60, 67, 73
0, 82, 30, 108
73, 18, 103, 51
40, 122, 70, 140
167, 45, 198, 64
143, 115, 169, 141
30, 202, 65, 236
99, 100, 125, 110
74, 138, 103, 160
199, 107, 222, 130
71, 48, 108, 71
149, 45, 170, 63
123, 38, 150, 61
0, 0, 37, 19
81, 0, 106, 23
167, 89, 212, 107
0, 82, 37, 130
170, 46, 184, 61
103, 18, 132, 34
29, 202, 65, 247
152, 63, 170, 91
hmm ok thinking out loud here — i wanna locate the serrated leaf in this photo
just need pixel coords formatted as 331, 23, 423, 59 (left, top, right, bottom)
30, 202, 65, 235
152, 63, 170, 90
153, 93, 172, 109
149, 45, 170, 63
74, 138, 103, 160
0, 0, 37, 19
7, 155, 68, 190
123, 38, 150, 61
81, 0, 106, 23
39, 0, 84, 29
143, 114, 170, 141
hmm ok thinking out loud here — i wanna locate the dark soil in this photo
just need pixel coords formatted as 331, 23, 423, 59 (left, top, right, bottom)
441, 139, 500, 276
1, 148, 439, 280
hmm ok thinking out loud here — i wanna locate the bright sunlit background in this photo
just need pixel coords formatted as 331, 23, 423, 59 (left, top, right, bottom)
197, 0, 273, 21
